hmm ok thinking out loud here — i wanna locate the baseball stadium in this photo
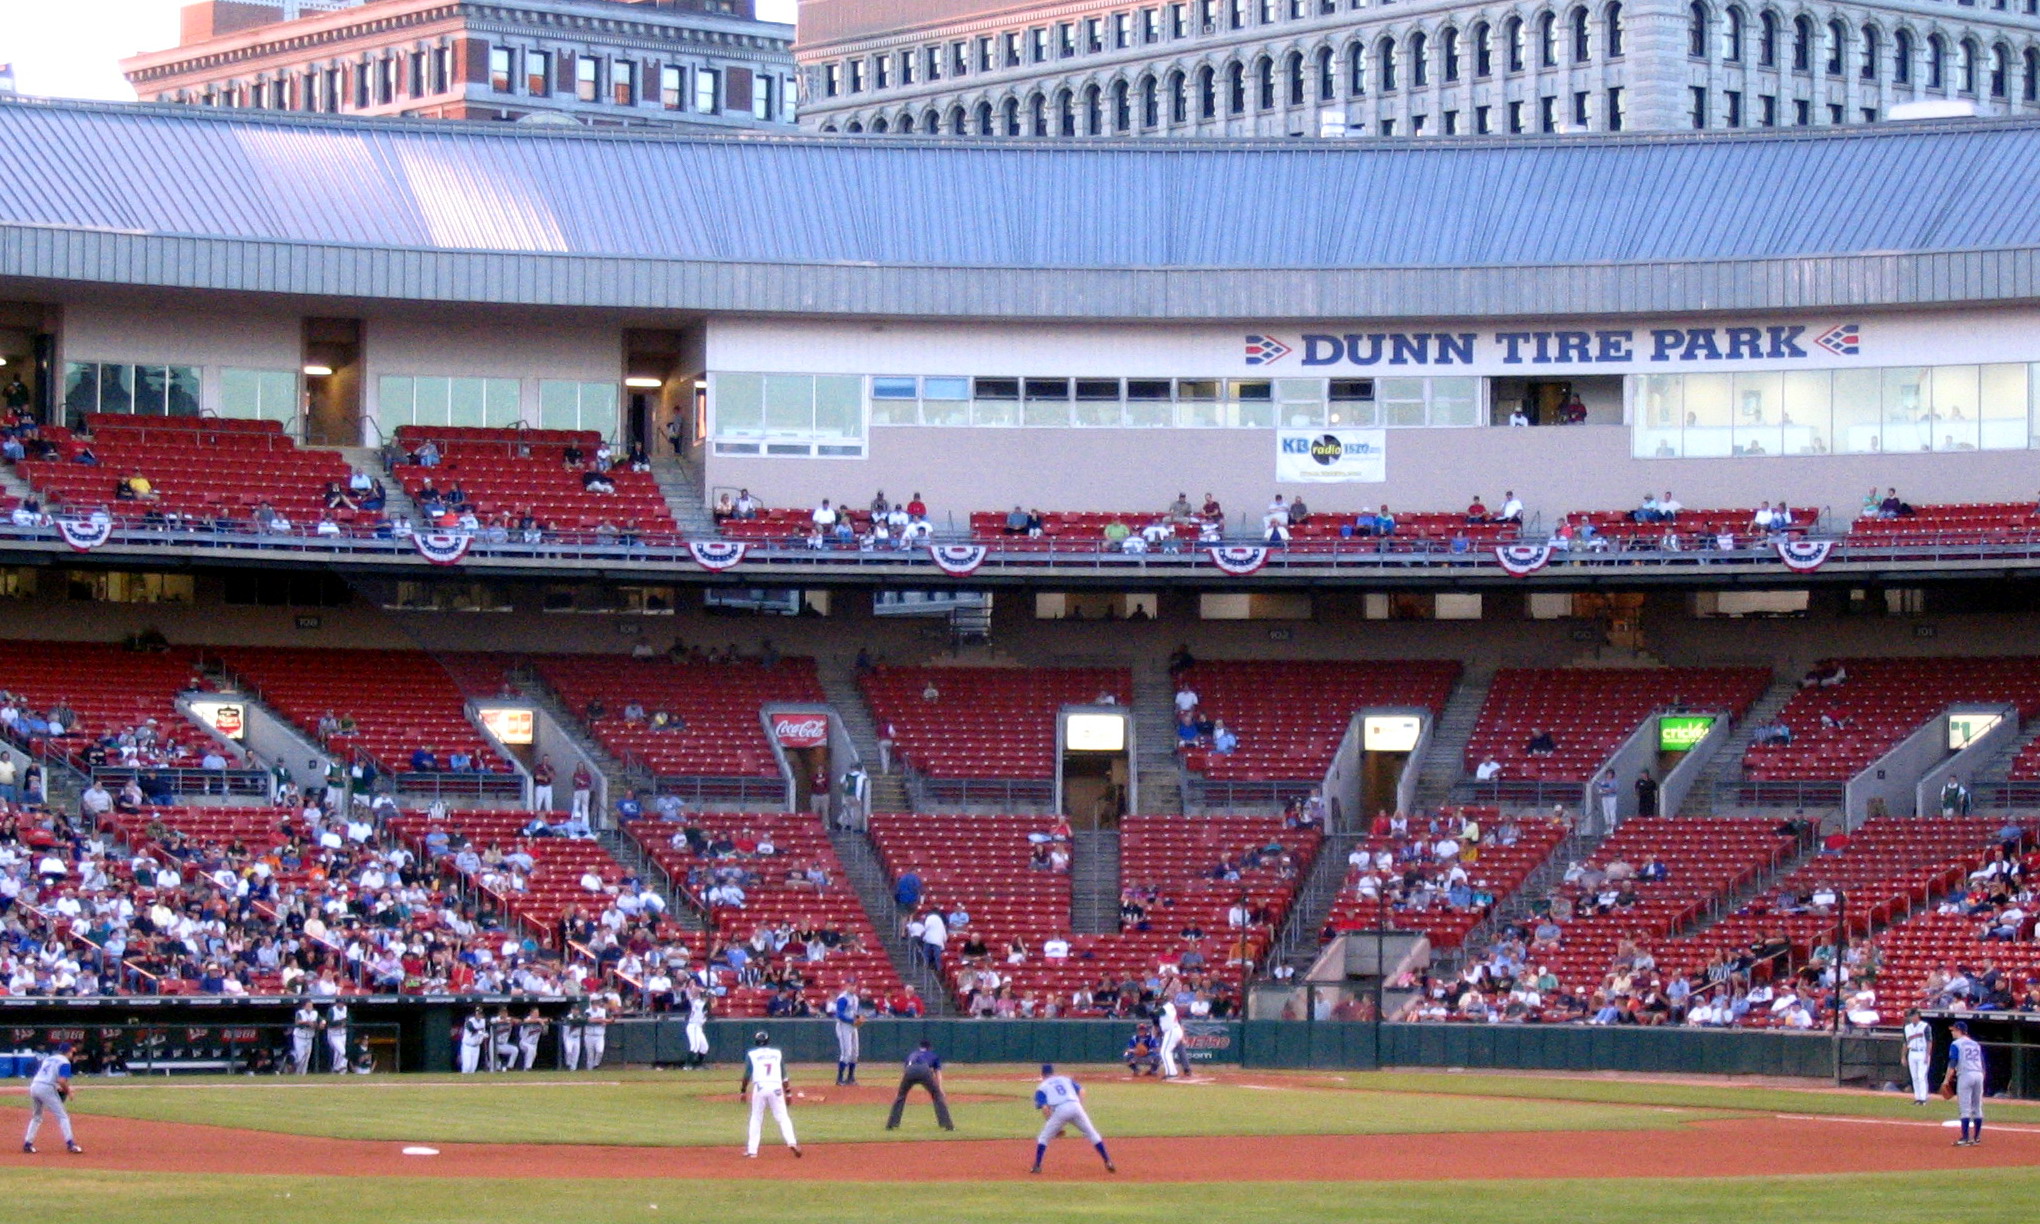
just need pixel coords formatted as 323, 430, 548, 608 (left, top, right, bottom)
2, 88, 2040, 1222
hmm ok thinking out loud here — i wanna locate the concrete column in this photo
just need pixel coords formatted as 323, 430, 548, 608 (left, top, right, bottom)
1616, 0, 1698, 131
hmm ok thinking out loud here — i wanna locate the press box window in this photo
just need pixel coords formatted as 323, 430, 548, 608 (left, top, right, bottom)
971, 377, 1020, 427
1074, 379, 1123, 428
220, 368, 299, 422
1328, 379, 1378, 427
711, 373, 866, 456
1023, 378, 1071, 427
63, 363, 201, 418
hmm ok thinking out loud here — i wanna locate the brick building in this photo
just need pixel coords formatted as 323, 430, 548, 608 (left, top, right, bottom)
794, 0, 2040, 137
122, 0, 797, 129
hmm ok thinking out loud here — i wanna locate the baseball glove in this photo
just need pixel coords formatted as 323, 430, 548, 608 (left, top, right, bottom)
1940, 1081, 1957, 1100
56, 1086, 70, 1101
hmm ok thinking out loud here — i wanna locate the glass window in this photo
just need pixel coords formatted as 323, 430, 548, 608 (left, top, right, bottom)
812, 377, 862, 441
528, 50, 552, 95
1379, 377, 1426, 427
534, 380, 617, 436
1430, 377, 1480, 427
1073, 378, 1123, 427
1781, 369, 1831, 455
1731, 370, 1783, 456
575, 55, 598, 102
448, 376, 488, 427
1832, 368, 1881, 454
1635, 374, 1683, 456
1681, 373, 1733, 456
762, 375, 813, 435
1328, 379, 1377, 428
1979, 363, 2027, 449
1277, 378, 1325, 428
695, 68, 718, 113
490, 47, 513, 93
1929, 364, 1979, 451
971, 377, 1019, 427
63, 362, 199, 418
1230, 379, 1274, 428
1125, 379, 1172, 427
921, 378, 969, 426
661, 64, 684, 109
221, 368, 299, 422
1175, 379, 1221, 427
1022, 378, 1071, 427
1882, 366, 1929, 453
613, 60, 637, 106
870, 377, 919, 426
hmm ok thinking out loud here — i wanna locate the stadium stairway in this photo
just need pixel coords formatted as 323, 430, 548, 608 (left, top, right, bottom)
826, 826, 957, 1015
1961, 719, 2040, 804
1070, 827, 1123, 934
0, 461, 37, 506
1676, 672, 1798, 817
1455, 825, 1601, 967
1268, 830, 1361, 974
336, 447, 422, 526
1668, 826, 1826, 941
652, 455, 719, 540
815, 657, 908, 811
1415, 675, 1489, 812
594, 827, 705, 935
512, 671, 645, 801
1131, 657, 1185, 815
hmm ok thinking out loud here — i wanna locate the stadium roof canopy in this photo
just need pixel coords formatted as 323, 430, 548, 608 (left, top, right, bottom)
5, 95, 2040, 320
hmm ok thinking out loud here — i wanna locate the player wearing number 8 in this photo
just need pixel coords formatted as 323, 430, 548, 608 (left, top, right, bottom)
1030, 1064, 1113, 1175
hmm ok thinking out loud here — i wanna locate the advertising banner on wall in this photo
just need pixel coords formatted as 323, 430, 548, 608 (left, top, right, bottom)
1275, 429, 1386, 483
1182, 1020, 1238, 1064
771, 713, 831, 749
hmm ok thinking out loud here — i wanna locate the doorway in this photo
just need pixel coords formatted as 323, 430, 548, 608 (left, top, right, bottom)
788, 745, 830, 818
302, 317, 362, 445
1060, 707, 1131, 828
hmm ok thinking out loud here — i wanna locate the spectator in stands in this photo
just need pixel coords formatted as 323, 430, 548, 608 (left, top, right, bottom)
1166, 493, 1194, 523
1287, 494, 1310, 526
1523, 728, 1556, 757
1752, 719, 1792, 748
1102, 519, 1132, 547
1496, 491, 1524, 523
811, 499, 838, 531
921, 679, 940, 703
1262, 498, 1290, 545
1508, 405, 1530, 427
1003, 505, 1030, 534
1211, 722, 1238, 755
413, 440, 442, 466
1465, 495, 1491, 523
581, 467, 615, 495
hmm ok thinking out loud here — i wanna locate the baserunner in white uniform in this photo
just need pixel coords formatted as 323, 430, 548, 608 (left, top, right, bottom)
1902, 1008, 1932, 1105
739, 1030, 801, 1159
1945, 1019, 1988, 1146
21, 1041, 84, 1154
1030, 1064, 1114, 1175
1157, 998, 1185, 1079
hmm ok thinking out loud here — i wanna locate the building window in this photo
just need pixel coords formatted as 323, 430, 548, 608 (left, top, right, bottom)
1991, 43, 2010, 96
1444, 108, 1459, 133
925, 46, 942, 81
1572, 89, 1589, 125
1826, 19, 1845, 74
1378, 118, 1395, 135
1605, 2, 1624, 56
575, 55, 597, 102
1690, 85, 1708, 127
1572, 7, 1591, 61
1724, 88, 1742, 125
1927, 34, 1945, 89
1539, 11, 1557, 65
63, 362, 201, 418
377, 56, 395, 104
1539, 93, 1556, 130
1475, 103, 1491, 132
695, 68, 718, 113
1058, 22, 1075, 56
2025, 47, 2038, 100
1030, 28, 1047, 62
1827, 102, 1843, 122
1443, 28, 1461, 81
1410, 33, 1428, 87
220, 368, 298, 422
1860, 25, 1879, 78
539, 379, 623, 438
1115, 79, 1133, 129
1689, 2, 1710, 58
1143, 75, 1160, 125
1289, 49, 1307, 104
1793, 97, 1810, 123
662, 65, 685, 109
1411, 114, 1426, 133
1379, 38, 1397, 91
527, 50, 551, 96
1473, 22, 1492, 76
1759, 11, 1778, 65
1200, 65, 1218, 115
1507, 99, 1524, 131
323, 67, 341, 111
1085, 83, 1103, 133
1894, 29, 1912, 84
1505, 17, 1525, 71
1606, 85, 1623, 129
1721, 7, 1742, 60
354, 64, 370, 108
410, 50, 427, 98
755, 76, 776, 119
378, 375, 521, 429
433, 46, 450, 93
1229, 60, 1246, 110
1347, 43, 1365, 94
978, 35, 994, 70
1318, 46, 1334, 98
1791, 15, 1812, 71
613, 60, 636, 106
710, 373, 863, 457
951, 41, 969, 75
1759, 93, 1776, 125
1258, 55, 1275, 107
1004, 31, 1021, 66
1961, 38, 1979, 93
1633, 364, 2033, 459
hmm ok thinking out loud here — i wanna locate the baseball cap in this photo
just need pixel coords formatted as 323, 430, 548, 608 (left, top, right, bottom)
1040, 1063, 1055, 1076
754, 1030, 771, 1045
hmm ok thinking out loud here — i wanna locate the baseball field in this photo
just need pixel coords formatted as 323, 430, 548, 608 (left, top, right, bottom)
2, 1066, 2036, 1223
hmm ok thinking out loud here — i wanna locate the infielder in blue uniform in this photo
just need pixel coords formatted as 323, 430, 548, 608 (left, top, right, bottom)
1030, 1064, 1114, 1175
21, 1041, 84, 1154
831, 979, 862, 1085
1944, 1019, 1987, 1146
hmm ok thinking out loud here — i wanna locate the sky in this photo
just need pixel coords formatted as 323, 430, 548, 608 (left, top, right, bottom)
3, 0, 799, 101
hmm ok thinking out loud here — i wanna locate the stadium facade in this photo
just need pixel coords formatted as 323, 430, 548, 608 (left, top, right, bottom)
793, 0, 2040, 138
4, 97, 2040, 528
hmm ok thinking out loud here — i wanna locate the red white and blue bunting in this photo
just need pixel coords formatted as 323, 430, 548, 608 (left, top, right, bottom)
1494, 542, 1556, 577
688, 540, 749, 572
1208, 546, 1272, 576
927, 543, 989, 577
411, 530, 473, 566
55, 516, 113, 552
1776, 538, 1836, 573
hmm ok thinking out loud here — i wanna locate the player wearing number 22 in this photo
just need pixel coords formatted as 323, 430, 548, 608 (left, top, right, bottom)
740, 1031, 802, 1159
1030, 1064, 1114, 1175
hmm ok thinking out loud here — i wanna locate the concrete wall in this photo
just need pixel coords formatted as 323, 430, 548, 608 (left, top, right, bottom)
1914, 705, 2017, 818
1845, 710, 1952, 825
184, 692, 331, 792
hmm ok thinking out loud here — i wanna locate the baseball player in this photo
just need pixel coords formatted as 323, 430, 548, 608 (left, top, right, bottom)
489, 1006, 519, 1072
1030, 1064, 1113, 1175
885, 1039, 955, 1131
325, 1000, 350, 1073
739, 1030, 801, 1159
21, 1041, 83, 1154
583, 993, 613, 1070
458, 1006, 489, 1074
558, 998, 586, 1070
291, 1000, 320, 1075
831, 978, 863, 1085
517, 1007, 547, 1070
1902, 1008, 1932, 1105
1945, 1019, 1987, 1146
1157, 997, 1185, 1079
683, 983, 711, 1070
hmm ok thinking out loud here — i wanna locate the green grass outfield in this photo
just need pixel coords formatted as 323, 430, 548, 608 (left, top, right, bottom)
1, 1168, 2037, 1224
2, 1068, 2035, 1224
0, 1067, 1726, 1145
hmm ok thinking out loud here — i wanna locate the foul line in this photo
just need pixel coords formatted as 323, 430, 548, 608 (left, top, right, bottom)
1778, 1112, 2040, 1135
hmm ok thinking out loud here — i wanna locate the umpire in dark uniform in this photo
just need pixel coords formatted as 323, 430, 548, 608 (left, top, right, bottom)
885, 1039, 955, 1131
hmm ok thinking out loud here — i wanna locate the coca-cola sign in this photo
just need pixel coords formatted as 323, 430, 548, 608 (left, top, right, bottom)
771, 713, 830, 749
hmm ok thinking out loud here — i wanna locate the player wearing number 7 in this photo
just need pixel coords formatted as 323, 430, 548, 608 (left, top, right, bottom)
739, 1030, 802, 1159
1029, 1064, 1114, 1175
